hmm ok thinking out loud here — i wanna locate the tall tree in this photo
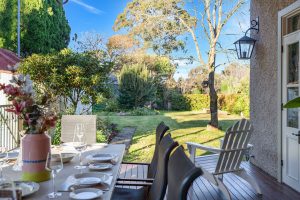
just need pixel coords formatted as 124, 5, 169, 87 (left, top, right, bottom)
19, 49, 113, 114
114, 0, 244, 127
0, 0, 70, 57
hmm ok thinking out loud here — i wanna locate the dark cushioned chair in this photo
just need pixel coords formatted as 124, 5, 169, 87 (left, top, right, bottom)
119, 122, 169, 182
112, 133, 178, 200
166, 146, 203, 200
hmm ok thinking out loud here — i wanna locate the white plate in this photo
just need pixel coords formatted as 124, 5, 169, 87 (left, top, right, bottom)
86, 153, 114, 162
52, 153, 76, 163
0, 152, 19, 161
70, 188, 103, 200
91, 143, 108, 148
61, 142, 76, 147
74, 172, 109, 186
88, 163, 113, 171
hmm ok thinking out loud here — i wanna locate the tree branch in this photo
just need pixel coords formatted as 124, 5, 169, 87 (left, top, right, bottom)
216, 0, 244, 41
178, 17, 205, 67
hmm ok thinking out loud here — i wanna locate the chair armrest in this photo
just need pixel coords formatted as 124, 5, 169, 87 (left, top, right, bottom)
122, 161, 150, 165
117, 178, 154, 182
116, 181, 152, 187
186, 142, 222, 163
186, 142, 222, 153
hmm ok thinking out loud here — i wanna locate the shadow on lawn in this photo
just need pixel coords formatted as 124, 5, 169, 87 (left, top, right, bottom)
174, 119, 239, 130
171, 129, 205, 140
128, 128, 225, 157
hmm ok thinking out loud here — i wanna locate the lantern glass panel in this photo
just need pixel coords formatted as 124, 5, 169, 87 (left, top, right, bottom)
241, 41, 253, 59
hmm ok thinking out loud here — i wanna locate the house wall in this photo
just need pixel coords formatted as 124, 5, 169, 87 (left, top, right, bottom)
250, 0, 296, 179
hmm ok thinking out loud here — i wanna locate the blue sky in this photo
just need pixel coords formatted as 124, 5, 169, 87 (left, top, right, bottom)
64, 0, 250, 80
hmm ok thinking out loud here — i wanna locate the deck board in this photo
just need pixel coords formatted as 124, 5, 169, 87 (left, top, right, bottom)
118, 158, 300, 200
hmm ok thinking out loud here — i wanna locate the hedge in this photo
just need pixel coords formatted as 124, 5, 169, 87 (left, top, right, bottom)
170, 93, 249, 117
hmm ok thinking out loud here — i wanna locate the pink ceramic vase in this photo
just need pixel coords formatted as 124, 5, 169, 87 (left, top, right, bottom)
22, 133, 51, 182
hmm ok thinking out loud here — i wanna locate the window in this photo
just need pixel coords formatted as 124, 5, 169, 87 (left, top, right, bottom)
287, 13, 300, 34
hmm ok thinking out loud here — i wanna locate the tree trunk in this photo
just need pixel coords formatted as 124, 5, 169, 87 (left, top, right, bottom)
208, 70, 218, 128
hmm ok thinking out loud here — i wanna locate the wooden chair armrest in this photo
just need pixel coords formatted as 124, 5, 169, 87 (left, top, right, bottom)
186, 142, 222, 163
122, 161, 150, 165
186, 142, 222, 153
116, 181, 152, 187
117, 178, 154, 182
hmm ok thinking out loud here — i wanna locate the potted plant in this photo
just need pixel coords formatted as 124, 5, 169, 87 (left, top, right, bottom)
0, 72, 57, 182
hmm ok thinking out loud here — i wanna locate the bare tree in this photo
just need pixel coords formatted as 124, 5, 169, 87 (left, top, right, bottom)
115, 0, 245, 127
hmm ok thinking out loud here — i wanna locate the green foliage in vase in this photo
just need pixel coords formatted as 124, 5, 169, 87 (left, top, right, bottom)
118, 64, 156, 109
19, 49, 113, 114
0, 0, 70, 56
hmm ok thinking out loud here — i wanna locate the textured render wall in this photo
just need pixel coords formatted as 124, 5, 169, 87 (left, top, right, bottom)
250, 0, 296, 179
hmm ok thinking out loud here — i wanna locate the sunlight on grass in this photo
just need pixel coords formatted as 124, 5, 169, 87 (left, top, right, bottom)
97, 111, 241, 162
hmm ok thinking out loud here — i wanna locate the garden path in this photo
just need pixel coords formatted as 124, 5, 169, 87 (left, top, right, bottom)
110, 127, 136, 151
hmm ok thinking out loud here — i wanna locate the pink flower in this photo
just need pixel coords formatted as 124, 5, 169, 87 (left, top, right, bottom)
0, 83, 5, 90
5, 100, 26, 115
3, 85, 21, 96
44, 116, 57, 128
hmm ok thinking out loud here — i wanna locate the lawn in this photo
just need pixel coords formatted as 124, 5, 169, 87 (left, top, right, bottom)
97, 111, 241, 162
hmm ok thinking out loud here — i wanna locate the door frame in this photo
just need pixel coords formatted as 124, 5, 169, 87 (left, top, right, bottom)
278, 0, 300, 183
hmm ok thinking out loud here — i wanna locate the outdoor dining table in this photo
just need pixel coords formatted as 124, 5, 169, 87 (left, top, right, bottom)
3, 144, 126, 200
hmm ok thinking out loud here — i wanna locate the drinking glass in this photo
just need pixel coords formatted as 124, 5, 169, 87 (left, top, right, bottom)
73, 123, 87, 170
45, 152, 63, 199
0, 147, 8, 183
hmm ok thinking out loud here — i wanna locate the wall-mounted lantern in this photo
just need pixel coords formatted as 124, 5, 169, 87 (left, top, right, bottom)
234, 17, 259, 60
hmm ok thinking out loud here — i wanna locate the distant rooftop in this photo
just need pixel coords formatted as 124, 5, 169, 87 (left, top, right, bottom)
0, 48, 20, 73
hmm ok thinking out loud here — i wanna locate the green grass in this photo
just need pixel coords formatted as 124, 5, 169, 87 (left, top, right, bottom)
97, 111, 241, 162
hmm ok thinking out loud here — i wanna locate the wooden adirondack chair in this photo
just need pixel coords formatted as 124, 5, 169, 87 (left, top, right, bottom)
186, 119, 262, 200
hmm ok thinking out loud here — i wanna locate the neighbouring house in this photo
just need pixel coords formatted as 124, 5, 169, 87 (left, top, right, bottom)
250, 0, 300, 192
0, 48, 20, 105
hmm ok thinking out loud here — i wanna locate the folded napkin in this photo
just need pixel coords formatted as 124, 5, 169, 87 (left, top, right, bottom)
59, 174, 113, 192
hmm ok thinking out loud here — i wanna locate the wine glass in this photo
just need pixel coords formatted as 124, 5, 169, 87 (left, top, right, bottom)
13, 145, 23, 172
0, 177, 17, 200
73, 123, 87, 170
45, 152, 63, 199
0, 147, 8, 183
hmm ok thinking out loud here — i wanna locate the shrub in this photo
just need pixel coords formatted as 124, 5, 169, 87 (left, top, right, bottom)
104, 100, 120, 112
218, 94, 249, 117
170, 93, 249, 117
118, 64, 156, 109
128, 107, 160, 116
170, 91, 189, 110
185, 94, 209, 110
96, 116, 119, 143
96, 130, 107, 143
52, 118, 61, 145
92, 103, 106, 113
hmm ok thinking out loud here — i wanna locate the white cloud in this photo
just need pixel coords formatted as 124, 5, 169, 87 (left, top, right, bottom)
70, 0, 103, 15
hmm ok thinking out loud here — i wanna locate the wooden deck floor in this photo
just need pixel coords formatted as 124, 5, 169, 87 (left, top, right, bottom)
118, 156, 300, 200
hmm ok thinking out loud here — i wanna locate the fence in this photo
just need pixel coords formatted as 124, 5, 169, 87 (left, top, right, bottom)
0, 105, 20, 151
